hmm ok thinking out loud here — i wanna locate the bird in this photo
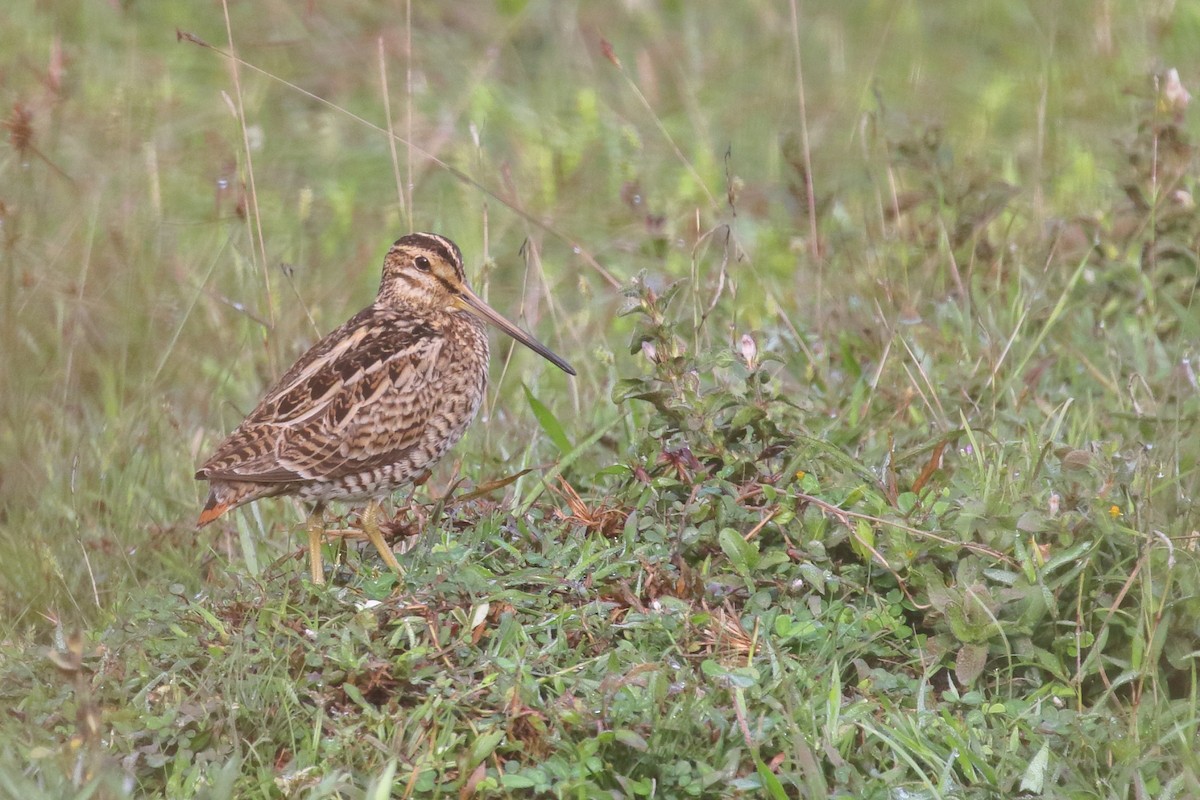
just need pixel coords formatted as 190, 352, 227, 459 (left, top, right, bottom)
195, 232, 576, 584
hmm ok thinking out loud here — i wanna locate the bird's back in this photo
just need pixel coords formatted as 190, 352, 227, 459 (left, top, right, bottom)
196, 303, 489, 524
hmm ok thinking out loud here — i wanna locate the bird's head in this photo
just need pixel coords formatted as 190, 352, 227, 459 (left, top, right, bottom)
377, 232, 575, 375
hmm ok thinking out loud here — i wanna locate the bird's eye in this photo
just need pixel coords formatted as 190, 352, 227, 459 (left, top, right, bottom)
414, 256, 432, 272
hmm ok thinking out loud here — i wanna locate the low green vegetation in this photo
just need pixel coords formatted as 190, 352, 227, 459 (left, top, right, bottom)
2, 2, 1199, 798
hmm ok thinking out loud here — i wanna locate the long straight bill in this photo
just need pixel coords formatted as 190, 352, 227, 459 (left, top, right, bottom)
457, 287, 576, 375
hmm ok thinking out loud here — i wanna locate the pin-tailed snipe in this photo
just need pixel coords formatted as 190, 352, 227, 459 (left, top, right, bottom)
195, 233, 575, 583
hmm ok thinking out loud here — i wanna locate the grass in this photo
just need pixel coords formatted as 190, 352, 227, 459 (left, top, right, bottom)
2, 0, 1200, 797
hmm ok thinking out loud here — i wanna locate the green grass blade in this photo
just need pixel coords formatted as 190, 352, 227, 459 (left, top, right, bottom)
522, 382, 572, 456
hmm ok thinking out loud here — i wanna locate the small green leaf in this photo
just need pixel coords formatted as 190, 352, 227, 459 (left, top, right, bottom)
469, 602, 490, 630
341, 683, 368, 709
189, 603, 228, 640
1020, 741, 1050, 792
797, 563, 829, 594
701, 659, 759, 688
719, 527, 759, 575
470, 728, 505, 767
1041, 540, 1096, 574
955, 642, 988, 685
850, 518, 876, 564
1016, 510, 1046, 533
613, 728, 649, 751
755, 757, 790, 800
523, 383, 571, 455
729, 404, 765, 430
611, 378, 650, 402
500, 773, 538, 789
896, 491, 919, 514
756, 550, 791, 571
656, 278, 688, 310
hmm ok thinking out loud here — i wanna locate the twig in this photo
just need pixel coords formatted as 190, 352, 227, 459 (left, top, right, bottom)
216, 3, 274, 339
787, 0, 821, 262
377, 37, 408, 229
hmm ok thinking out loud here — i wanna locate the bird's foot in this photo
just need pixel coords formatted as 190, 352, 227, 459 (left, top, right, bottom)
305, 511, 328, 585
362, 501, 403, 576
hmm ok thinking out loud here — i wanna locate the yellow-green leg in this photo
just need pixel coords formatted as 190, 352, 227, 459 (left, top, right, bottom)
362, 500, 403, 575
306, 505, 327, 585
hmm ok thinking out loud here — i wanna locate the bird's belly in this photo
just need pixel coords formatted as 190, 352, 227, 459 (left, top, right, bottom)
293, 384, 482, 504
293, 465, 417, 503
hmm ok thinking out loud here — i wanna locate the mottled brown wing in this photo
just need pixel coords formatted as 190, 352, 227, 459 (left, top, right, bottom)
198, 306, 444, 484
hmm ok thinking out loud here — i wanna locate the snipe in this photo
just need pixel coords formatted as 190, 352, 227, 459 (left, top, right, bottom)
195, 233, 575, 583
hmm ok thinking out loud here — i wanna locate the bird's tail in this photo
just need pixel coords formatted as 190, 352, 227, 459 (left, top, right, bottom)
195, 480, 253, 528
196, 495, 231, 527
